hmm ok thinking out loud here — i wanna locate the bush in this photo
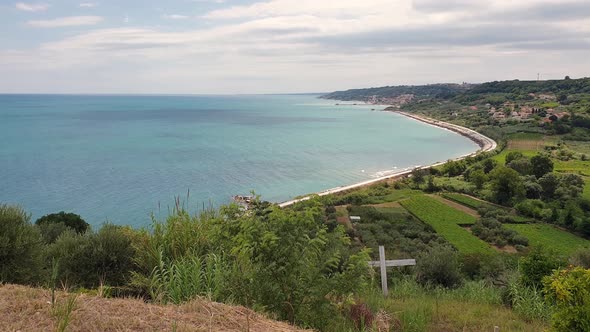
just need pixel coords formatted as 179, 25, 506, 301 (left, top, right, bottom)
471, 217, 528, 247
47, 224, 136, 288
569, 248, 590, 268
36, 211, 89, 234
515, 199, 550, 220
460, 253, 505, 280
416, 245, 463, 288
38, 222, 71, 244
0, 204, 44, 285
544, 267, 590, 331
520, 247, 564, 288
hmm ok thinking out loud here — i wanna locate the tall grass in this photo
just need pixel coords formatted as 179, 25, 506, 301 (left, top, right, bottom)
147, 251, 230, 304
52, 294, 78, 332
505, 272, 552, 321
341, 277, 540, 332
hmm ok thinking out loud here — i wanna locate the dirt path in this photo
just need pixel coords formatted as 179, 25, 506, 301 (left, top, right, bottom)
427, 194, 480, 217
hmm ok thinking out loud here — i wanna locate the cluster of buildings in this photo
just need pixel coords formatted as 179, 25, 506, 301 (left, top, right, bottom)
484, 96, 569, 124
368, 94, 414, 107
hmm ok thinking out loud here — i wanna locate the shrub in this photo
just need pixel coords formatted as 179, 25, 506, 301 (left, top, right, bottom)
515, 199, 550, 220
505, 151, 525, 165
544, 267, 590, 331
460, 253, 505, 280
0, 204, 44, 285
38, 222, 71, 244
520, 247, 564, 288
36, 211, 89, 234
569, 248, 590, 268
48, 224, 136, 288
416, 245, 463, 288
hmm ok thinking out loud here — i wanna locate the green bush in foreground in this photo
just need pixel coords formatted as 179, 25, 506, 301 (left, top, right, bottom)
519, 247, 564, 288
416, 245, 463, 288
0, 204, 44, 285
47, 224, 136, 288
544, 267, 590, 332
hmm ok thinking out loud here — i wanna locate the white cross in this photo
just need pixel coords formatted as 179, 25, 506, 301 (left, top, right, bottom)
368, 246, 416, 296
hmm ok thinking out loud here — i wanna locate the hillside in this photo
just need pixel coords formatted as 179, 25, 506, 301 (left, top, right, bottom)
320, 83, 471, 102
0, 284, 307, 332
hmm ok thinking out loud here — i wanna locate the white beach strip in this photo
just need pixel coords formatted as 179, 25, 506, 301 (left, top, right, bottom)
277, 111, 497, 208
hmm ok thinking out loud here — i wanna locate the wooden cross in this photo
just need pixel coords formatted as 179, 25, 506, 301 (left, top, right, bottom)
368, 246, 416, 296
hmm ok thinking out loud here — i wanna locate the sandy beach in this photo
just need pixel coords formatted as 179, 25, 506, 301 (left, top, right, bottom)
278, 111, 497, 208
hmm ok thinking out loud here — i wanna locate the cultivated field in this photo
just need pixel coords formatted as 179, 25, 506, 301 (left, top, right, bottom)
400, 195, 492, 254
441, 193, 489, 210
505, 223, 590, 255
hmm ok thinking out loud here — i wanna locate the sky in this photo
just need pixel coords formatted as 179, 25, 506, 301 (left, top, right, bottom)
1, 0, 590, 94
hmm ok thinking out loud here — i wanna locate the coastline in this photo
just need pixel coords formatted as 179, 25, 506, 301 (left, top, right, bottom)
278, 110, 497, 208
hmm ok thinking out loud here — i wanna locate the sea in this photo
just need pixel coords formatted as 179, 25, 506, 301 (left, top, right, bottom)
0, 94, 478, 228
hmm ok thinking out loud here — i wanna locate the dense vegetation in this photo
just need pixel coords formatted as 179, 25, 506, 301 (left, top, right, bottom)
320, 83, 469, 101
3, 77, 590, 331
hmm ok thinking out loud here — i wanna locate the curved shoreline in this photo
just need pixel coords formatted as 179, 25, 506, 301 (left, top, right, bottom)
278, 111, 497, 208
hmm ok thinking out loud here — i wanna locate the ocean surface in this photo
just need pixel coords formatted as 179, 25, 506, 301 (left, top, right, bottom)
0, 94, 478, 228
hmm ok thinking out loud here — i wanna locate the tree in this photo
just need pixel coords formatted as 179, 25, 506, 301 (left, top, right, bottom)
507, 157, 532, 175
481, 158, 498, 174
0, 204, 44, 285
530, 154, 554, 178
36, 211, 89, 234
489, 166, 525, 205
469, 169, 487, 189
505, 151, 525, 165
411, 168, 428, 186
539, 173, 560, 200
556, 174, 585, 201
442, 160, 466, 177
523, 176, 542, 199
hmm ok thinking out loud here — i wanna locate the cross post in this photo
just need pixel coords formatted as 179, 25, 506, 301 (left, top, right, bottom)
368, 245, 416, 297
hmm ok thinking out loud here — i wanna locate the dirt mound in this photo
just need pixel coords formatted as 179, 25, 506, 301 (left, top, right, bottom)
0, 284, 308, 332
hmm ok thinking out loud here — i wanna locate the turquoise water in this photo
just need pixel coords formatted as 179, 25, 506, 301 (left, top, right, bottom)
0, 94, 478, 227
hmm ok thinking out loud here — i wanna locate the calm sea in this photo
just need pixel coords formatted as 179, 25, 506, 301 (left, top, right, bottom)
0, 94, 478, 227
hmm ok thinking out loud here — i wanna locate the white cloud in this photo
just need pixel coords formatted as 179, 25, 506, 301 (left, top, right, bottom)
3, 0, 590, 93
27, 16, 103, 28
162, 14, 189, 20
15, 2, 49, 12
79, 2, 97, 8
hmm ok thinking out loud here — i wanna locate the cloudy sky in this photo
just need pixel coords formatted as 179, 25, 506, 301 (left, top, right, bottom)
1, 0, 590, 94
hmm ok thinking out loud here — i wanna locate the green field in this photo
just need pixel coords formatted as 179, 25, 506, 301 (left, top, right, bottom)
505, 223, 590, 255
400, 195, 493, 254
492, 149, 538, 164
441, 193, 488, 210
553, 158, 590, 200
